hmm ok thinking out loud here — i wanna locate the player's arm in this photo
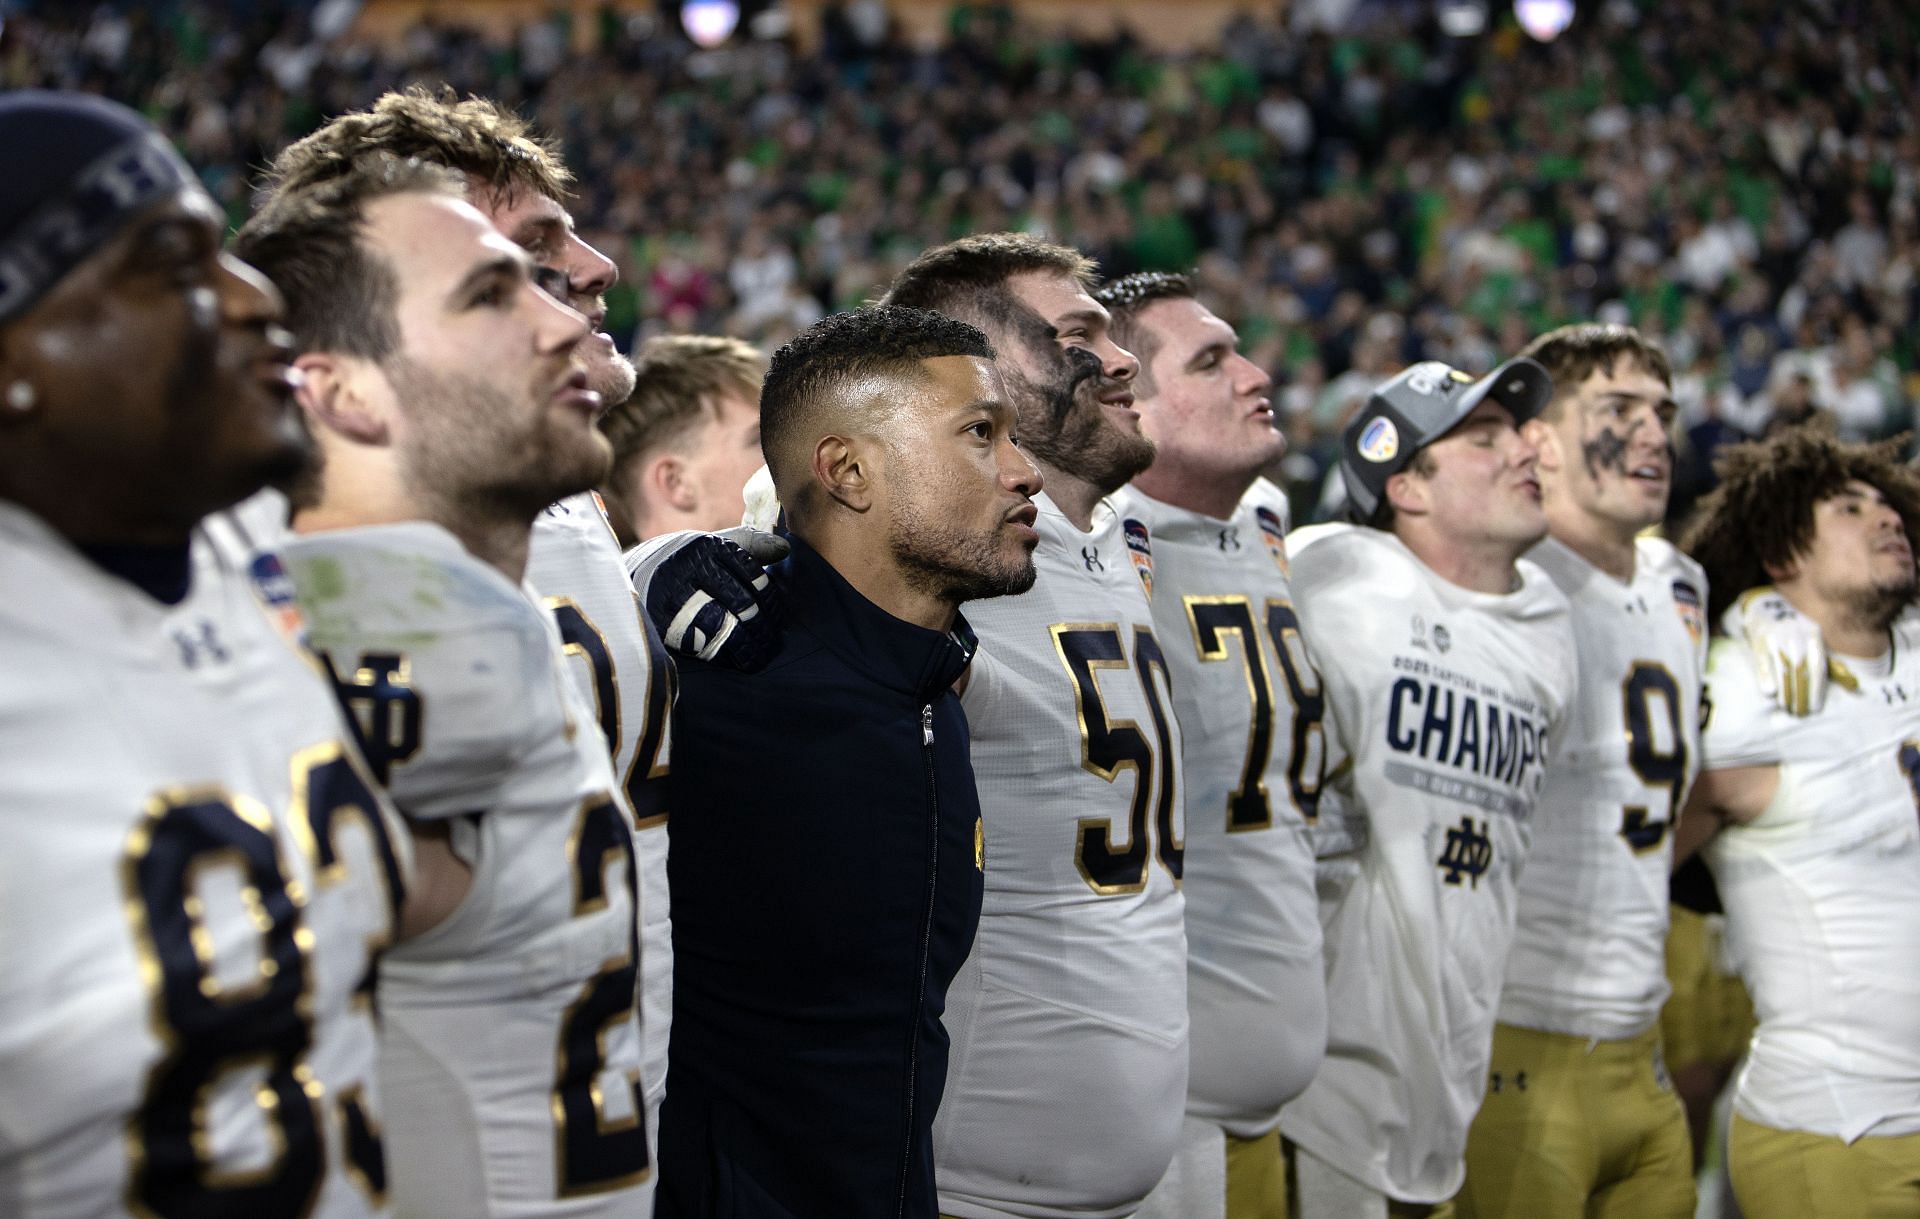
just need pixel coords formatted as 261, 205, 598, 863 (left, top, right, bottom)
396, 820, 475, 941
1672, 763, 1778, 865
626, 525, 791, 671
1724, 586, 1853, 716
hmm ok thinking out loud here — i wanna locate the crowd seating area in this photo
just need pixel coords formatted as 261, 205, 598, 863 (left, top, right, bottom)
4, 0, 1913, 518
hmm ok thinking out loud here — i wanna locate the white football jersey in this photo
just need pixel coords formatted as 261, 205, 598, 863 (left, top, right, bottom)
1499, 537, 1707, 1039
528, 493, 674, 1154
1276, 523, 1576, 1204
0, 502, 410, 1218
277, 523, 652, 1218
1110, 482, 1327, 1139
935, 492, 1189, 1219
1702, 625, 1920, 1141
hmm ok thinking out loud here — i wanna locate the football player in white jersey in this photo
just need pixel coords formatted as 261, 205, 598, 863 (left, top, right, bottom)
258, 94, 690, 1169
879, 235, 1189, 1218
233, 158, 655, 1216
1094, 272, 1328, 1219
0, 92, 409, 1217
1673, 427, 1920, 1219
1281, 357, 1577, 1218
1458, 324, 1701, 1218
598, 335, 769, 546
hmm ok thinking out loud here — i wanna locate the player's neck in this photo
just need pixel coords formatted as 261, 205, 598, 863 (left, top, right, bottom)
1784, 585, 1894, 660
1544, 499, 1638, 582
296, 477, 535, 585
1397, 524, 1524, 595
805, 522, 958, 633
1128, 461, 1252, 521
1038, 462, 1109, 532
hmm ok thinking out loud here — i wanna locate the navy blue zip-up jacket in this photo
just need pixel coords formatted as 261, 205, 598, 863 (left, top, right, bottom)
656, 534, 986, 1218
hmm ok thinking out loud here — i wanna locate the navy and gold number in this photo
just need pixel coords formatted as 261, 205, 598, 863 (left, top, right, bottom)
1182, 596, 1327, 832
1053, 624, 1181, 894
548, 597, 675, 829
1186, 597, 1278, 831
1619, 663, 1688, 853
122, 789, 324, 1219
123, 752, 407, 1215
1265, 600, 1327, 823
1896, 740, 1920, 816
553, 796, 651, 1197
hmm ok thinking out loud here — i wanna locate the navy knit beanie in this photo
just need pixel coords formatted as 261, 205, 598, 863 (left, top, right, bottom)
0, 91, 197, 324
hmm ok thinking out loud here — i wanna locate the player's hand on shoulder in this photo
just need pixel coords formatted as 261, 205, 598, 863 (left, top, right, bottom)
1727, 585, 1829, 716
627, 526, 791, 671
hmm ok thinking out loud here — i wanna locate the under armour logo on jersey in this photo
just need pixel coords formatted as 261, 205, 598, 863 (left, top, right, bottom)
1217, 527, 1242, 552
171, 620, 230, 669
321, 651, 423, 785
1437, 815, 1493, 887
1082, 546, 1104, 572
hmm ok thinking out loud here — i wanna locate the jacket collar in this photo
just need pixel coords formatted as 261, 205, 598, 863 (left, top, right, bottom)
781, 533, 977, 700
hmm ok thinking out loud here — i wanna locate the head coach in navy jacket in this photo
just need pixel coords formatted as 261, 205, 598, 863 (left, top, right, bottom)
656, 306, 1044, 1217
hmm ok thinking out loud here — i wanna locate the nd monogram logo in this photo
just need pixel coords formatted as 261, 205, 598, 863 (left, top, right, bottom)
1437, 815, 1493, 887
322, 651, 424, 785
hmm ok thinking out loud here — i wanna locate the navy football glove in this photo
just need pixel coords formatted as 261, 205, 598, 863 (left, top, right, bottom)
627, 527, 790, 671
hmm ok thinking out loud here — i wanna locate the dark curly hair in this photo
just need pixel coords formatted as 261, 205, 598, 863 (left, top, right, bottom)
1680, 425, 1920, 623
1093, 272, 1195, 397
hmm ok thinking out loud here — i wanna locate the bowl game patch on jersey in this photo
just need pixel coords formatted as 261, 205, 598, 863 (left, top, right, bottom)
1672, 579, 1705, 645
246, 551, 307, 645
1123, 517, 1155, 596
1255, 505, 1290, 576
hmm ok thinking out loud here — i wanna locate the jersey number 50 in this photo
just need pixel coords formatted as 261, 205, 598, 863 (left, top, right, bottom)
1053, 623, 1182, 895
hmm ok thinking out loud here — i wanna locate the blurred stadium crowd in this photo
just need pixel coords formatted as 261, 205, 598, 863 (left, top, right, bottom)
3, 0, 1914, 520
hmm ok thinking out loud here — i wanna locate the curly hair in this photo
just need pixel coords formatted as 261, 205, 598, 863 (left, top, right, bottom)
1093, 271, 1195, 397
1680, 425, 1920, 622
262, 86, 572, 205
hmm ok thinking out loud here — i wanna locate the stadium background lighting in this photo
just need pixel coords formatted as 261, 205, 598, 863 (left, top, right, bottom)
682, 0, 741, 47
1437, 0, 1489, 38
1516, 0, 1577, 40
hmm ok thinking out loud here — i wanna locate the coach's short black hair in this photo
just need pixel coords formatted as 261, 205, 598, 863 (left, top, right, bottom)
1094, 272, 1196, 397
760, 305, 995, 508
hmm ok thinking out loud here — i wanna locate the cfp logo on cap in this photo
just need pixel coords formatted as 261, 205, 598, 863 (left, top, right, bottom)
1358, 416, 1399, 463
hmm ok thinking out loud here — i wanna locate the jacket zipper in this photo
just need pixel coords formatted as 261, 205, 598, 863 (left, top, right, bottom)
897, 703, 939, 1217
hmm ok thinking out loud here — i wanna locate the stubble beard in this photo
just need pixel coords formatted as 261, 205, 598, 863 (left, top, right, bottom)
386, 355, 611, 523
585, 340, 637, 408
888, 501, 1038, 608
1841, 567, 1919, 635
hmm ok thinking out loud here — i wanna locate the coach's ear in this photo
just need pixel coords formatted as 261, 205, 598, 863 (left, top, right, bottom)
294, 352, 389, 446
813, 433, 874, 513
